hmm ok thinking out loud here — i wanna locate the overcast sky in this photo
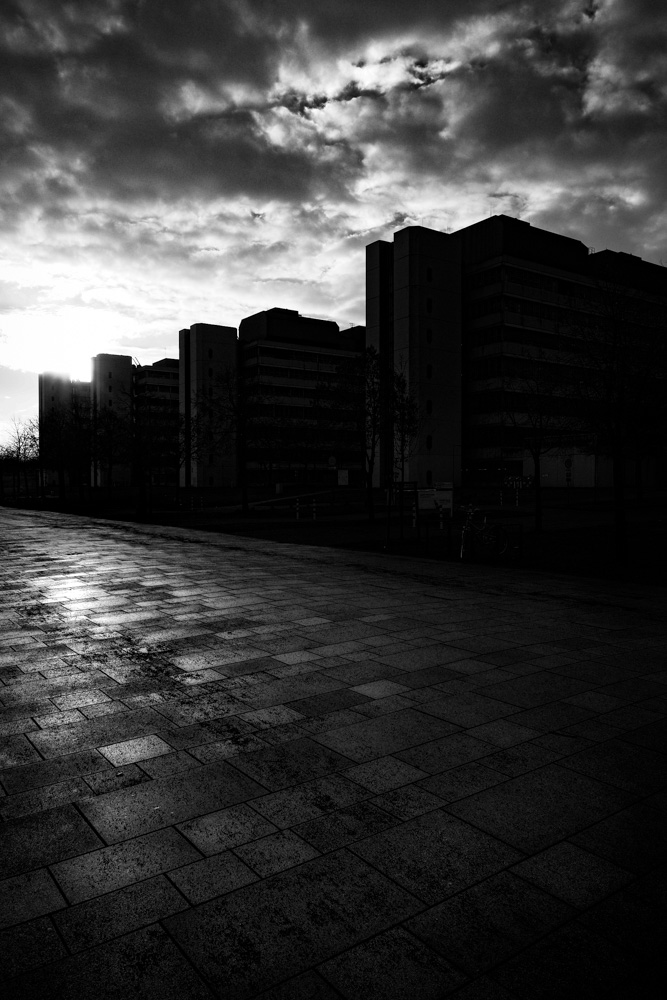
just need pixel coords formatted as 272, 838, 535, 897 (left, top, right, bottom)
1, 0, 666, 440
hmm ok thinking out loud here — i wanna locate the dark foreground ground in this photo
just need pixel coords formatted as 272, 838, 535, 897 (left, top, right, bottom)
1, 507, 666, 999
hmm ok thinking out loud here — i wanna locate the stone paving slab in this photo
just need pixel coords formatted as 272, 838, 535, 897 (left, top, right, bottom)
1, 507, 666, 997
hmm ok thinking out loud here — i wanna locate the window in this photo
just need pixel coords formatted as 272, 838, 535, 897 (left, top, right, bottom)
108, 372, 112, 378
208, 349, 213, 359
208, 368, 213, 377
426, 328, 432, 344
426, 298, 433, 315
426, 469, 433, 486
426, 435, 433, 451
108, 385, 112, 392
426, 364, 432, 380
426, 399, 432, 415
426, 266, 433, 283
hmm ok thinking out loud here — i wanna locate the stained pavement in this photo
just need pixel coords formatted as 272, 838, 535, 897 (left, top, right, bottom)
1, 506, 666, 999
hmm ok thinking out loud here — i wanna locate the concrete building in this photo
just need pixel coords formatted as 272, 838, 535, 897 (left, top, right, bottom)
91, 354, 133, 487
38, 373, 91, 490
133, 358, 180, 486
237, 308, 365, 486
367, 214, 667, 489
179, 323, 238, 488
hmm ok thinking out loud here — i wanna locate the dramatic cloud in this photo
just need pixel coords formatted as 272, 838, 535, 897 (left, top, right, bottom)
1, 0, 666, 437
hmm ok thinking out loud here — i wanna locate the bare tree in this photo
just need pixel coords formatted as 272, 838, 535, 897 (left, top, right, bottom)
392, 366, 421, 537
503, 350, 580, 532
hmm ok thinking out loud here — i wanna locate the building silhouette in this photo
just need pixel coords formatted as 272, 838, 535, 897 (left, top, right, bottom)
367, 214, 667, 489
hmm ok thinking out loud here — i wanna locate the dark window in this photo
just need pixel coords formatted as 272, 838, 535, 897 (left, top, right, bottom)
108, 372, 112, 378
208, 349, 213, 359
208, 368, 213, 377
426, 399, 432, 415
108, 385, 112, 392
209, 476, 213, 485
426, 435, 433, 450
426, 364, 432, 379
426, 266, 433, 283
426, 469, 433, 486
426, 328, 432, 343
426, 298, 432, 315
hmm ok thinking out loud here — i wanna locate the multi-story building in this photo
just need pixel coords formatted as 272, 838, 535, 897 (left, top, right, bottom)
178, 310, 366, 490
38, 373, 91, 489
179, 323, 237, 488
367, 214, 666, 488
40, 354, 180, 491
237, 308, 365, 486
133, 358, 180, 486
91, 354, 133, 487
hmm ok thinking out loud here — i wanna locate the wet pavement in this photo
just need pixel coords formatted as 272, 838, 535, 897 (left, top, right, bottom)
1, 506, 665, 999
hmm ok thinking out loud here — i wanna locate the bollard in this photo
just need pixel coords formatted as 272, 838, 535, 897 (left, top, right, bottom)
296, 498, 300, 520
312, 499, 316, 520
515, 488, 519, 507
439, 509, 444, 532
412, 502, 417, 529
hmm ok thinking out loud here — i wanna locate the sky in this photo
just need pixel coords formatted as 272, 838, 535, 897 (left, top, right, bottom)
1, 0, 666, 442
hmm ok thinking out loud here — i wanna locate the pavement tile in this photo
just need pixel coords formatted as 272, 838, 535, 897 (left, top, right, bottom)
98, 733, 175, 766
82, 762, 151, 794
229, 736, 354, 789
311, 708, 458, 762
178, 803, 278, 854
317, 926, 465, 999
168, 850, 259, 904
52, 874, 190, 952
407, 869, 574, 976
466, 719, 542, 747
78, 759, 268, 843
0, 868, 67, 930
445, 763, 634, 852
165, 849, 422, 997
510, 841, 633, 907
293, 799, 397, 852
569, 800, 667, 873
26, 707, 174, 758
557, 737, 667, 794
50, 827, 201, 903
479, 742, 561, 776
4, 924, 215, 1000
0, 734, 42, 767
234, 829, 320, 877
250, 773, 367, 828
0, 776, 93, 820
395, 731, 496, 773
417, 692, 519, 727
370, 784, 447, 820
252, 970, 341, 999
489, 921, 635, 999
344, 755, 428, 792
2, 915, 68, 979
350, 809, 523, 905
0, 803, 104, 880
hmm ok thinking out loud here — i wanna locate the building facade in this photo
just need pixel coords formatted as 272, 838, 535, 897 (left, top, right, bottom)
367, 214, 666, 488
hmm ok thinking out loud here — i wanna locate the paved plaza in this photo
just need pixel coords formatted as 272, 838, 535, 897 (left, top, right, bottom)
1, 507, 666, 999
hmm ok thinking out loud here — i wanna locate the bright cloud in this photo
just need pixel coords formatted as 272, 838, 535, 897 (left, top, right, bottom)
1, 0, 666, 439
